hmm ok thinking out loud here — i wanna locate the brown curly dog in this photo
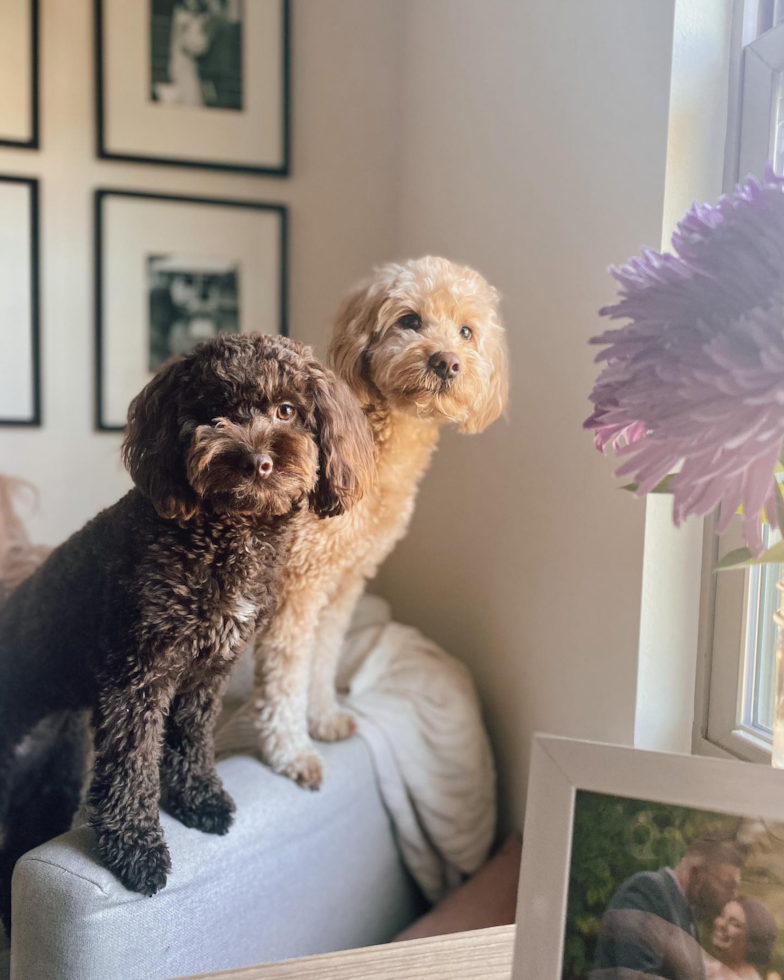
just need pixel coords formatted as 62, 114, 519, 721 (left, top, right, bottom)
0, 333, 373, 925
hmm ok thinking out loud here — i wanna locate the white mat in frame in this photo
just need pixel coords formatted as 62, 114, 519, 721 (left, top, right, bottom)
0, 175, 40, 426
0, 0, 38, 149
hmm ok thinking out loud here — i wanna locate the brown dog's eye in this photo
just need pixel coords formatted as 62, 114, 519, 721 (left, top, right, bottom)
276, 404, 296, 421
460, 325, 473, 340
398, 313, 421, 330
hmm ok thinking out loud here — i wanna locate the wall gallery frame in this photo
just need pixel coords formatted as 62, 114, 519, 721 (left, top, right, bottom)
0, 0, 40, 149
513, 735, 784, 980
94, 188, 288, 432
0, 176, 41, 427
95, 0, 291, 176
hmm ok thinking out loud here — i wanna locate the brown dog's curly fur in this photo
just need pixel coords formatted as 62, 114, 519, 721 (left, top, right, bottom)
247, 257, 509, 789
0, 333, 372, 924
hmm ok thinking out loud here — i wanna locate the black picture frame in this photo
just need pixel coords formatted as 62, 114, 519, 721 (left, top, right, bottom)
0, 0, 40, 150
0, 174, 41, 427
94, 188, 288, 433
94, 0, 291, 177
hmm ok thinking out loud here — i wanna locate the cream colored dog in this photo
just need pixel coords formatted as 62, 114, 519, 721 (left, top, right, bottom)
249, 256, 509, 788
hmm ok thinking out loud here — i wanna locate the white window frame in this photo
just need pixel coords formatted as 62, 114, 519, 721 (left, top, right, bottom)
696, 0, 784, 764
701, 518, 774, 762
740, 22, 784, 174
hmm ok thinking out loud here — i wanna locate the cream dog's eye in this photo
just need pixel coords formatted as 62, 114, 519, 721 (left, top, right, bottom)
398, 313, 421, 330
460, 325, 473, 340
276, 404, 296, 421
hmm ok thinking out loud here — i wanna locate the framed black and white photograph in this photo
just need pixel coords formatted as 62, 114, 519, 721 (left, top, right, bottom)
147, 255, 240, 369
95, 189, 287, 432
0, 0, 39, 148
150, 0, 243, 112
95, 0, 290, 175
513, 736, 784, 980
0, 176, 40, 426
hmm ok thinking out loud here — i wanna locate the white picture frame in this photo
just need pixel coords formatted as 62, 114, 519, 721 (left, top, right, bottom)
513, 734, 784, 979
95, 188, 287, 432
95, 0, 290, 176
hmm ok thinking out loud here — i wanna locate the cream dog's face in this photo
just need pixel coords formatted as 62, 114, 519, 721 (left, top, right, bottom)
330, 257, 509, 433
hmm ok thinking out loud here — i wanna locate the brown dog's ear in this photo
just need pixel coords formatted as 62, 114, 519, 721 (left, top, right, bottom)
309, 365, 375, 519
122, 357, 200, 521
459, 320, 510, 434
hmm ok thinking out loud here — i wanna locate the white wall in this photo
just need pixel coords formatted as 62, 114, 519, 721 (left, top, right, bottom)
0, 0, 403, 544
376, 0, 677, 832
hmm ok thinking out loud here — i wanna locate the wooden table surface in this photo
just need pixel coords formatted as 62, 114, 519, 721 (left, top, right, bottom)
178, 925, 516, 980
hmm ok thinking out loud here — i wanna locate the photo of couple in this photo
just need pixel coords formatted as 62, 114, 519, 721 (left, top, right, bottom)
150, 0, 243, 111
564, 792, 784, 980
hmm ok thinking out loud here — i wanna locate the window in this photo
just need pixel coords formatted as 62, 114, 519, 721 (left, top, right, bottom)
706, 520, 781, 761
699, 1, 784, 762
742, 537, 779, 738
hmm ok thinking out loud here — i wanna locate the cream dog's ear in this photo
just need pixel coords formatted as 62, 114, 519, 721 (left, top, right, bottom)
459, 315, 509, 434
329, 264, 402, 399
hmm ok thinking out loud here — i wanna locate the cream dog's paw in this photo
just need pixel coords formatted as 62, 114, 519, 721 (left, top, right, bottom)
255, 714, 326, 789
277, 749, 325, 790
309, 708, 357, 743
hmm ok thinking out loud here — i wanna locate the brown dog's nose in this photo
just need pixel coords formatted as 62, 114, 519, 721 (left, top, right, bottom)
428, 351, 461, 381
254, 454, 274, 478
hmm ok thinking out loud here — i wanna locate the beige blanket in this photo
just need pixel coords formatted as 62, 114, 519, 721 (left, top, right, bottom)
217, 594, 497, 904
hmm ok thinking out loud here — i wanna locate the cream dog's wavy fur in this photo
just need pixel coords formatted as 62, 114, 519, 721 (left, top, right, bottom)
249, 256, 509, 787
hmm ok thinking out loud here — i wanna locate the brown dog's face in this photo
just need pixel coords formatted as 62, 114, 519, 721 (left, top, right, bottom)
185, 383, 319, 519
123, 334, 374, 522
330, 257, 509, 433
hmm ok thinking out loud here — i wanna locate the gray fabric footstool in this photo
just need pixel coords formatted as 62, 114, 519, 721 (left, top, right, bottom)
6, 738, 423, 980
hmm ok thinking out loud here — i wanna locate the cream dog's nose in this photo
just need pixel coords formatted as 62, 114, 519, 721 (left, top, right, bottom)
428, 351, 461, 381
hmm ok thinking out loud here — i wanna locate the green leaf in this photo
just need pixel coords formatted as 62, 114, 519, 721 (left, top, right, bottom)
716, 538, 784, 571
621, 474, 676, 494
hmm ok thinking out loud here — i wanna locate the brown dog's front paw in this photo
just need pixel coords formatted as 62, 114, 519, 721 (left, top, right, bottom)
166, 784, 235, 836
309, 709, 357, 743
97, 828, 171, 896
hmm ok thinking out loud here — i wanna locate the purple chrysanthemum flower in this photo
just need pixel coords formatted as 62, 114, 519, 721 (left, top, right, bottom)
585, 164, 784, 555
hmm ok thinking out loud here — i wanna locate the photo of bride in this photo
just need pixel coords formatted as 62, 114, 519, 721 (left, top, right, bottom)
706, 897, 781, 980
150, 0, 243, 111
